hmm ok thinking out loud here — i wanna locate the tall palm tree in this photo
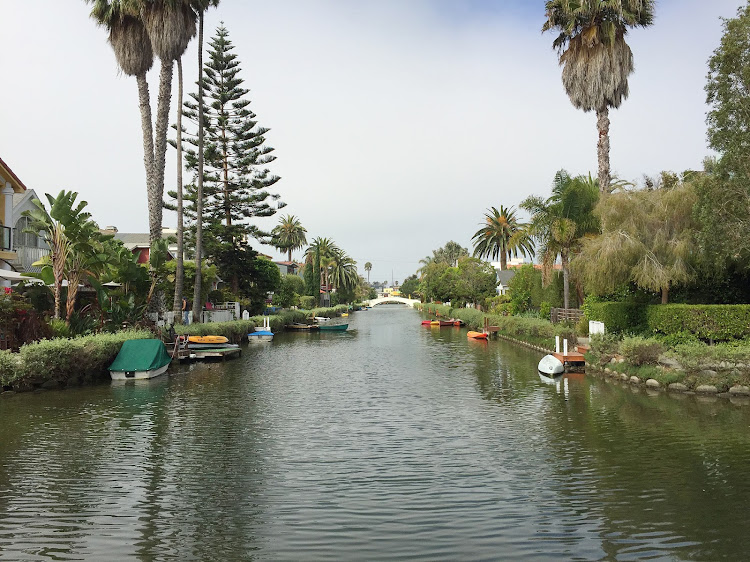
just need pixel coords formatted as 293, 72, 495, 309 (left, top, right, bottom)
521, 170, 600, 309
364, 262, 372, 283
330, 248, 358, 293
190, 0, 220, 322
172, 55, 187, 322
304, 237, 338, 306
471, 205, 535, 270
543, 0, 654, 194
272, 214, 308, 262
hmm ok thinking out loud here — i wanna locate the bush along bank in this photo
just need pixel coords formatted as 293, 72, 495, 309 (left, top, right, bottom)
585, 334, 750, 397
416, 303, 578, 351
0, 329, 154, 392
1, 306, 352, 394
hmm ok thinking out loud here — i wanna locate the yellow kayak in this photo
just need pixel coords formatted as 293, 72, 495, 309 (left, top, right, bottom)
188, 335, 229, 344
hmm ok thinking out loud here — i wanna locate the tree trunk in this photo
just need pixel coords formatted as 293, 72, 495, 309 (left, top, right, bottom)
151, 60, 174, 246
192, 12, 205, 323
136, 73, 155, 204
596, 107, 611, 195
661, 285, 669, 304
173, 56, 185, 323
288, 248, 292, 262
561, 249, 570, 310
500, 252, 507, 270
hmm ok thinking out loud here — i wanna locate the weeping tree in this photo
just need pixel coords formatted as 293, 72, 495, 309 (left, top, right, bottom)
573, 180, 697, 304
543, 0, 654, 194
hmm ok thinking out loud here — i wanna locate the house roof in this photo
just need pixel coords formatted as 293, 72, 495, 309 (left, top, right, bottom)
497, 270, 516, 285
113, 233, 151, 249
0, 157, 28, 194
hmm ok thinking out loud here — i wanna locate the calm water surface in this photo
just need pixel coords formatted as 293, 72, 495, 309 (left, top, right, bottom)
2, 306, 750, 560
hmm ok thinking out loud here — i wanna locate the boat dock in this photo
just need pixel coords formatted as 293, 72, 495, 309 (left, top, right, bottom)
168, 343, 242, 362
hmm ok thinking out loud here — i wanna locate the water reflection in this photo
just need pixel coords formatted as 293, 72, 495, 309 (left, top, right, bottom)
1, 307, 750, 560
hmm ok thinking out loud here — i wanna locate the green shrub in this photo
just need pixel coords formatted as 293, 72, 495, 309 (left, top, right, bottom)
299, 296, 316, 310
656, 330, 701, 347
620, 336, 664, 366
49, 318, 71, 339
647, 304, 750, 343
575, 315, 589, 337
583, 301, 647, 334
0, 349, 21, 386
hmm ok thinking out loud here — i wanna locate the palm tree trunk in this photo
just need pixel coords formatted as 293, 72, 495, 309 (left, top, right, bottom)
597, 107, 611, 195
173, 56, 185, 323
288, 248, 292, 262
661, 285, 669, 304
500, 253, 507, 270
192, 12, 205, 323
152, 60, 174, 245
561, 250, 570, 310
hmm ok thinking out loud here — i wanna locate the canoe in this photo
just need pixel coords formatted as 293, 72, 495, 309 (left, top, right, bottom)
313, 316, 330, 322
538, 354, 564, 376
188, 335, 228, 344
341, 313, 349, 317
248, 331, 273, 343
467, 331, 488, 339
450, 319, 465, 326
319, 324, 348, 331
421, 320, 432, 325
109, 339, 171, 380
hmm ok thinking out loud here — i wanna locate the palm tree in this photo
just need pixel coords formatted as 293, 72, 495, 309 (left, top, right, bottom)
471, 205, 535, 270
190, 0, 220, 323
543, 0, 654, 194
330, 248, 358, 293
521, 171, 600, 309
364, 262, 372, 283
173, 55, 187, 322
304, 237, 338, 306
272, 215, 308, 262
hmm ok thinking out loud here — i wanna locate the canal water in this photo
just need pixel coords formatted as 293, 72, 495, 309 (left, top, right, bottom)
2, 306, 750, 560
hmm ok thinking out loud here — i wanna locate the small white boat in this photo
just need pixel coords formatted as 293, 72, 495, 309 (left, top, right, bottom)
538, 354, 564, 376
109, 339, 172, 380
313, 316, 330, 323
248, 330, 273, 343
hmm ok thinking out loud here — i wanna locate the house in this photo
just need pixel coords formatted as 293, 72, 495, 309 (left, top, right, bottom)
107, 228, 176, 264
274, 260, 302, 276
0, 158, 49, 287
496, 270, 516, 296
12, 189, 50, 273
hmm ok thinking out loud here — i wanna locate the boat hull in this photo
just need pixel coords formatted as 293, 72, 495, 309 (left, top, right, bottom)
110, 363, 169, 381
248, 331, 274, 343
188, 335, 229, 345
188, 342, 239, 350
286, 323, 319, 331
467, 331, 488, 339
538, 354, 564, 376
319, 324, 348, 331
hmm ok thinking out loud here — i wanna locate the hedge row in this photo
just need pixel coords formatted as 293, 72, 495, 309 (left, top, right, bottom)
585, 302, 750, 342
0, 329, 153, 389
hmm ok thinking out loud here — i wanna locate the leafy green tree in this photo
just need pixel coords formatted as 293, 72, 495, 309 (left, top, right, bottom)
246, 258, 281, 314
272, 274, 305, 308
703, 5, 750, 270
522, 170, 600, 309
400, 274, 420, 299
543, 0, 654, 194
454, 257, 498, 306
471, 205, 534, 269
272, 214, 307, 262
574, 180, 697, 304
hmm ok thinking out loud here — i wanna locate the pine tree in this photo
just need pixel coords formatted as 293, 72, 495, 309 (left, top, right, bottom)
179, 24, 283, 293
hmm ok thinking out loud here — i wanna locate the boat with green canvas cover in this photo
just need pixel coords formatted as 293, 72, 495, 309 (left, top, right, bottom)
109, 339, 172, 380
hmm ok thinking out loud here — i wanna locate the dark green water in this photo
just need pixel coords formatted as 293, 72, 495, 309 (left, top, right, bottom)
2, 306, 750, 560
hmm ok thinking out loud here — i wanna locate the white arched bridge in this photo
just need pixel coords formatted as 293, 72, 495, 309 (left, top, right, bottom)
365, 296, 420, 308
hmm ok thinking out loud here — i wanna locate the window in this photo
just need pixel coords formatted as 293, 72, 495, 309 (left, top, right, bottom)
13, 217, 38, 248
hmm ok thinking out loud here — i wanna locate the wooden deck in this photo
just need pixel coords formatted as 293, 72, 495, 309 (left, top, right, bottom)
552, 351, 585, 364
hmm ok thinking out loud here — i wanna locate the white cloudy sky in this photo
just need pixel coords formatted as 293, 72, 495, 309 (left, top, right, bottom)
0, 1, 742, 284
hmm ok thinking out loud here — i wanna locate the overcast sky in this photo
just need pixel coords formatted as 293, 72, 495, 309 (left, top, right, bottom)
0, 1, 742, 284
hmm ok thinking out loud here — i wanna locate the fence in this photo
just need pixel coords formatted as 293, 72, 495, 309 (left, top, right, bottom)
149, 302, 241, 327
550, 308, 584, 324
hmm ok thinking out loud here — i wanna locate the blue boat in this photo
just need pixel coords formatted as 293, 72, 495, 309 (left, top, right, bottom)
248, 330, 273, 343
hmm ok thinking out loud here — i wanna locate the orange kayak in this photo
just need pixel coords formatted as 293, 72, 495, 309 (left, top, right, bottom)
467, 331, 488, 339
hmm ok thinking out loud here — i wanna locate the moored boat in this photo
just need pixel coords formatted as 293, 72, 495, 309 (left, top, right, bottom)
467, 331, 488, 339
248, 330, 274, 343
109, 339, 172, 380
188, 342, 239, 350
319, 323, 348, 331
421, 320, 432, 326
286, 323, 320, 331
538, 354, 564, 376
